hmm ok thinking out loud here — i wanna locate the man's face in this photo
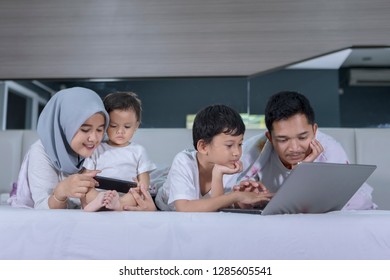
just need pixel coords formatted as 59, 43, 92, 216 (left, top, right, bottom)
266, 113, 317, 169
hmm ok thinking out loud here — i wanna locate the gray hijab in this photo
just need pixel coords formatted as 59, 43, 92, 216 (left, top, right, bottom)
37, 87, 109, 175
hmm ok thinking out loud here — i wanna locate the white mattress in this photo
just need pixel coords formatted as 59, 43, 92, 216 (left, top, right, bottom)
1, 205, 389, 260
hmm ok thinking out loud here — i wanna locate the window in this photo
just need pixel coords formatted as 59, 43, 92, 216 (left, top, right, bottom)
0, 81, 48, 130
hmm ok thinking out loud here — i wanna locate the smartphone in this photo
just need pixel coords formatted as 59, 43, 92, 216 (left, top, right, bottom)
94, 176, 138, 193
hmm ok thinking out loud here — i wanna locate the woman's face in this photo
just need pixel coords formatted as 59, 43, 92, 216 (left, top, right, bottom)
70, 113, 106, 158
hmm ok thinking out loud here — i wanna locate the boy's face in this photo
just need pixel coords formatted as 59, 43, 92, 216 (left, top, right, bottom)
266, 113, 317, 169
206, 132, 243, 169
106, 109, 139, 147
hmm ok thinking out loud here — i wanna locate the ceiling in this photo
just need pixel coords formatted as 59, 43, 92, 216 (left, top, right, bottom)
341, 47, 390, 68
11, 46, 390, 99
286, 46, 390, 70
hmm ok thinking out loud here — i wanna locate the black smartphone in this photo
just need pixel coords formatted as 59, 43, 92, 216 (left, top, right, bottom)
94, 176, 138, 193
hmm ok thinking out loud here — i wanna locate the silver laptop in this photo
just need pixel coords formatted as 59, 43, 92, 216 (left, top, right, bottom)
221, 162, 376, 215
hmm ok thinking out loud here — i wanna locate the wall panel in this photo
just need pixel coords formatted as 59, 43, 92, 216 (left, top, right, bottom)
0, 0, 389, 78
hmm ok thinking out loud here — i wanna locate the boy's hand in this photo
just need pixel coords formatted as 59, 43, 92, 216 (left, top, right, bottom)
232, 180, 270, 209
234, 191, 274, 206
213, 160, 243, 175
234, 180, 269, 193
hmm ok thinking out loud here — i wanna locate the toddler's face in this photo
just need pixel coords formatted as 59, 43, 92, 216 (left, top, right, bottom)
106, 109, 139, 147
206, 132, 243, 169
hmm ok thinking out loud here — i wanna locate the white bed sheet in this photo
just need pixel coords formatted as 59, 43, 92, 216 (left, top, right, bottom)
1, 205, 389, 260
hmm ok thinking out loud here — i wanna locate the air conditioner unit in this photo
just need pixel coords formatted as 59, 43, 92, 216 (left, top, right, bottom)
349, 68, 390, 86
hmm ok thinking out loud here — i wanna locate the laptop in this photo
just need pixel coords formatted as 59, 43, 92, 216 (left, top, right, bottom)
220, 162, 376, 215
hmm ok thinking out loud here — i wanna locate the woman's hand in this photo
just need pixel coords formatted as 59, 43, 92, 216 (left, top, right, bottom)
123, 186, 157, 211
55, 170, 99, 200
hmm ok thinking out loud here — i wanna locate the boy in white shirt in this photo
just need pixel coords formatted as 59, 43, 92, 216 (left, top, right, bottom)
155, 104, 273, 212
83, 92, 156, 211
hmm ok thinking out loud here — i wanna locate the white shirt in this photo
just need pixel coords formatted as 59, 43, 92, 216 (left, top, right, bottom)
83, 142, 156, 181
155, 149, 236, 211
25, 141, 78, 209
260, 151, 292, 193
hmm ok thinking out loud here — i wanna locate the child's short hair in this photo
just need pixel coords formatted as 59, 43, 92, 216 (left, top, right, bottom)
103, 92, 142, 122
192, 104, 245, 149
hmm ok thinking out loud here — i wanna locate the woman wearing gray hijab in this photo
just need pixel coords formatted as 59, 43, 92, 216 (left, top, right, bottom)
9, 87, 156, 210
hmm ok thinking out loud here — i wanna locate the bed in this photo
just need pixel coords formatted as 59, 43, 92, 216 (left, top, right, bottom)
1, 128, 390, 260
1, 205, 389, 260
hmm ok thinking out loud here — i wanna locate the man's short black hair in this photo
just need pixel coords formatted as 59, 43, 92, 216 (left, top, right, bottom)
192, 104, 245, 150
265, 91, 315, 132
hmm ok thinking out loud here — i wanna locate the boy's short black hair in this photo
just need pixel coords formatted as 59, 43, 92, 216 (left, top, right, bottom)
192, 104, 245, 150
265, 91, 315, 132
103, 92, 142, 122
